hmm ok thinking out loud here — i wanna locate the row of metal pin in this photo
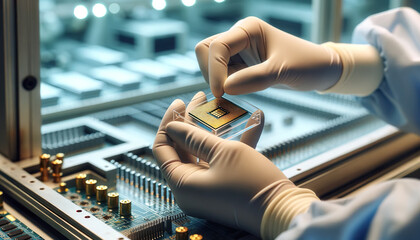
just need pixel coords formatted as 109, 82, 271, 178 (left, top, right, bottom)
42, 132, 105, 156
42, 126, 85, 145
111, 156, 163, 182
118, 153, 164, 181
110, 159, 173, 204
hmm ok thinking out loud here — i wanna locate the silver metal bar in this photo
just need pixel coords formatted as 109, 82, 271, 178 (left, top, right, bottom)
16, 0, 42, 159
311, 0, 342, 43
0, 0, 18, 160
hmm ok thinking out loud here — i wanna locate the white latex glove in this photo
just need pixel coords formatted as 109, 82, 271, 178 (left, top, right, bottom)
195, 17, 383, 97
153, 92, 319, 239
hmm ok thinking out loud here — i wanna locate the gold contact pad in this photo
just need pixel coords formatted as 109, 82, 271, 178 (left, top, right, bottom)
189, 97, 248, 130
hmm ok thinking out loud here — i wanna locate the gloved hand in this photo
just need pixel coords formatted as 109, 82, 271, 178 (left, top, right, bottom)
153, 92, 319, 239
195, 17, 383, 98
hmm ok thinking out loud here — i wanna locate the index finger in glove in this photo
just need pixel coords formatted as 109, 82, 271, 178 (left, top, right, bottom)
208, 17, 267, 97
195, 34, 221, 84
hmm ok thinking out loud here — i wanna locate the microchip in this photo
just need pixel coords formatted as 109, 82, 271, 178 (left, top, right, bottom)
208, 107, 229, 119
189, 97, 248, 130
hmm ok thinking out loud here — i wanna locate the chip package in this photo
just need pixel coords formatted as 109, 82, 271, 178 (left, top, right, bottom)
188, 97, 248, 130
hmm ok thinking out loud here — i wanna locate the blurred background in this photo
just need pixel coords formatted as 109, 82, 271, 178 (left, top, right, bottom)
38, 0, 420, 169
39, 0, 420, 117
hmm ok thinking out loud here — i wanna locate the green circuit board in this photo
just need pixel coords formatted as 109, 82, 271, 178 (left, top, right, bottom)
0, 211, 43, 240
56, 157, 258, 240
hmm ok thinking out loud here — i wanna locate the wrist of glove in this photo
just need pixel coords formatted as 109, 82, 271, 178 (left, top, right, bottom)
261, 187, 319, 240
320, 42, 384, 96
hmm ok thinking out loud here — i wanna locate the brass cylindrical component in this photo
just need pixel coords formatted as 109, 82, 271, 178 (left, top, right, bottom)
176, 226, 189, 240
189, 234, 203, 240
107, 192, 119, 209
75, 174, 87, 191
40, 172, 49, 182
39, 154, 50, 182
0, 190, 3, 209
51, 159, 63, 183
58, 182, 68, 193
96, 185, 108, 202
55, 153, 65, 161
119, 199, 131, 217
39, 153, 50, 169
85, 179, 97, 197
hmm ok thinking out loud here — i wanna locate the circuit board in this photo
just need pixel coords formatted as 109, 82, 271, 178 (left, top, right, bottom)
55, 150, 258, 240
0, 211, 43, 240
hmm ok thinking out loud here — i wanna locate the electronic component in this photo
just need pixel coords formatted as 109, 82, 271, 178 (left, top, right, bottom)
122, 218, 166, 240
175, 93, 261, 140
48, 72, 103, 99
55, 153, 64, 162
39, 153, 50, 182
2, 223, 17, 231
119, 200, 131, 217
190, 234, 203, 240
176, 226, 189, 240
96, 185, 108, 202
162, 186, 168, 202
122, 59, 177, 83
51, 159, 63, 183
8, 229, 23, 237
85, 179, 97, 197
75, 173, 87, 191
108, 192, 119, 209
189, 98, 248, 130
58, 182, 68, 193
146, 178, 151, 193
89, 66, 142, 91
168, 189, 173, 204
0, 211, 43, 239
157, 183, 162, 198
0, 219, 8, 227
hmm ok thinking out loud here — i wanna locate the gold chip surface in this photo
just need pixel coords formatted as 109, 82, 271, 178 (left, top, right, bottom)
189, 97, 248, 130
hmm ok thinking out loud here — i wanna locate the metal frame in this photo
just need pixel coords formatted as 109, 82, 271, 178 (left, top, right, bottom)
0, 0, 19, 160
0, 0, 41, 161
311, 0, 342, 43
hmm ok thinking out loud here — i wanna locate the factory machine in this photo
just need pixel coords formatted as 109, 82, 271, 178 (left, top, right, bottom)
1, 0, 420, 239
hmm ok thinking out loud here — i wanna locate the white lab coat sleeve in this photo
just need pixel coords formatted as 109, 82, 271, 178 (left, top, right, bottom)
351, 7, 420, 134
276, 179, 420, 240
